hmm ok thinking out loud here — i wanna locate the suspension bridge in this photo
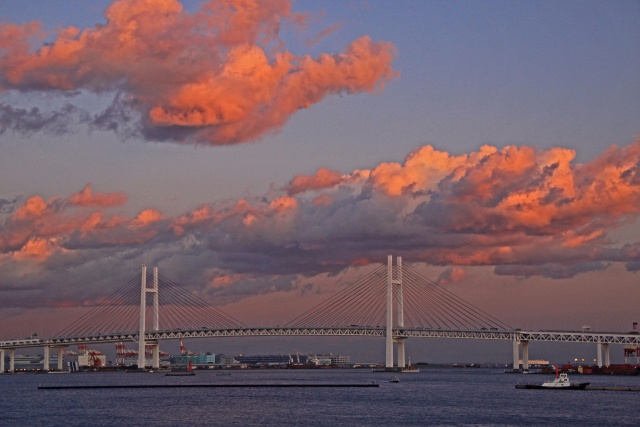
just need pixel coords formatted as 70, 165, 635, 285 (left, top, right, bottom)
1, 256, 639, 373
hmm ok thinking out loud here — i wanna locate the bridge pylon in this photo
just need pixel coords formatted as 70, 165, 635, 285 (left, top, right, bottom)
137, 265, 160, 369
386, 255, 407, 370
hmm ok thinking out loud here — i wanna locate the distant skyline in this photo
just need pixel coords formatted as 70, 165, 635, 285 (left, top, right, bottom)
1, 0, 639, 363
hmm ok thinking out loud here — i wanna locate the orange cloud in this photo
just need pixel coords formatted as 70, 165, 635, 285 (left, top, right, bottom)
12, 195, 49, 220
0, 185, 164, 256
284, 168, 343, 195
67, 184, 127, 207
0, 0, 396, 145
269, 195, 298, 214
13, 237, 60, 261
370, 145, 484, 196
437, 267, 467, 286
134, 209, 162, 226
2, 141, 640, 315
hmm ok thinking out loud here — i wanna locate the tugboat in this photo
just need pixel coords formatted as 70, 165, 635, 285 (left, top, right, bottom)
516, 367, 589, 390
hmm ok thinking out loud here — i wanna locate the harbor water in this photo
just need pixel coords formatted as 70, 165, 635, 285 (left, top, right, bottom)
2, 368, 640, 426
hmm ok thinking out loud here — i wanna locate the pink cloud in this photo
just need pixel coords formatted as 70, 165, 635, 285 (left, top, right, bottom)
2, 142, 640, 310
284, 168, 343, 195
437, 267, 467, 286
67, 184, 127, 207
0, 0, 396, 145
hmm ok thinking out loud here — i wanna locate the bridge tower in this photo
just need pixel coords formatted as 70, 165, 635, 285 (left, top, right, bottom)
137, 265, 160, 369
386, 255, 407, 370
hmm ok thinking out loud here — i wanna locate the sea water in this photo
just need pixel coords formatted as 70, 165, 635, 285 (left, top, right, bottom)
1, 368, 640, 426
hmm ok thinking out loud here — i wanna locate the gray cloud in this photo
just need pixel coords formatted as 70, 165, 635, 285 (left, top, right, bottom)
0, 103, 84, 136
0, 196, 20, 214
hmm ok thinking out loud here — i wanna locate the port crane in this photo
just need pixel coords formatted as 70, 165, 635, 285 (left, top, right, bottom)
179, 339, 193, 356
78, 344, 104, 367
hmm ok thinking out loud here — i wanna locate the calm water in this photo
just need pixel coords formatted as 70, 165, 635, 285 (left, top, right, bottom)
2, 368, 640, 426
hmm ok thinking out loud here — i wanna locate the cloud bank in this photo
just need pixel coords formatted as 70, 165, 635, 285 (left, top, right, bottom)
0, 0, 396, 144
1, 142, 640, 309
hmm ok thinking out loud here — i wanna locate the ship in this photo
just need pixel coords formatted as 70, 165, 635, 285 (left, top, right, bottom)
516, 370, 589, 390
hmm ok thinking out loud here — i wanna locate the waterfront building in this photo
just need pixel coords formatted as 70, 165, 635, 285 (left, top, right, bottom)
169, 352, 216, 366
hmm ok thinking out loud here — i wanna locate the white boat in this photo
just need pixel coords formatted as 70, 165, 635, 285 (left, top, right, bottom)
516, 368, 589, 390
539, 372, 589, 389
389, 376, 400, 383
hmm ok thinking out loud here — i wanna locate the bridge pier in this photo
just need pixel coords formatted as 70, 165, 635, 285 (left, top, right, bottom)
385, 255, 394, 368
137, 265, 147, 369
137, 265, 161, 370
396, 338, 406, 369
146, 340, 160, 369
1, 349, 15, 373
395, 256, 406, 369
43, 346, 50, 371
521, 340, 529, 372
597, 341, 610, 367
43, 346, 65, 371
386, 255, 407, 370
512, 335, 519, 372
511, 334, 530, 372
57, 347, 64, 370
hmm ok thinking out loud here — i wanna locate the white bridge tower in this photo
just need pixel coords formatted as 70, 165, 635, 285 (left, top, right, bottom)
137, 265, 161, 370
386, 255, 407, 370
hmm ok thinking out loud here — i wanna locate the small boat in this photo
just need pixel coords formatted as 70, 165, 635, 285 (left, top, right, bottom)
516, 368, 589, 390
389, 376, 400, 383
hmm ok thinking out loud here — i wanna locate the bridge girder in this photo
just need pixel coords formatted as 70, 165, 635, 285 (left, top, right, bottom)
2, 328, 639, 349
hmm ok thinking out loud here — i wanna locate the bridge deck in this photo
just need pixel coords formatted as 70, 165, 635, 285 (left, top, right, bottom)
2, 328, 639, 349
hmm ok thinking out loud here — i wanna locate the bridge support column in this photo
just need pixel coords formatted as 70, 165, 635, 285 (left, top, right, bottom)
385, 255, 393, 369
396, 256, 405, 370
512, 335, 520, 372
137, 265, 162, 370
597, 341, 602, 367
0, 350, 4, 373
396, 338, 406, 369
43, 346, 50, 371
386, 255, 405, 370
597, 342, 610, 367
7, 349, 14, 373
57, 347, 64, 371
152, 345, 159, 369
146, 340, 160, 369
521, 340, 529, 372
152, 267, 160, 370
137, 264, 147, 369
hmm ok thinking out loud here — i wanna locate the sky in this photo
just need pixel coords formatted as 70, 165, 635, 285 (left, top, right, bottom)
1, 0, 639, 363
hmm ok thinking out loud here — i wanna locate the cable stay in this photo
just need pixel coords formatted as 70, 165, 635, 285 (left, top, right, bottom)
55, 271, 244, 339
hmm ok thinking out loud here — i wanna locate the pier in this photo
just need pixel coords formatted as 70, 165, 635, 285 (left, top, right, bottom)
38, 383, 380, 390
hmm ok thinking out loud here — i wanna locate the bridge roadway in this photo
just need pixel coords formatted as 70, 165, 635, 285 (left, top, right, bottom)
2, 327, 639, 348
